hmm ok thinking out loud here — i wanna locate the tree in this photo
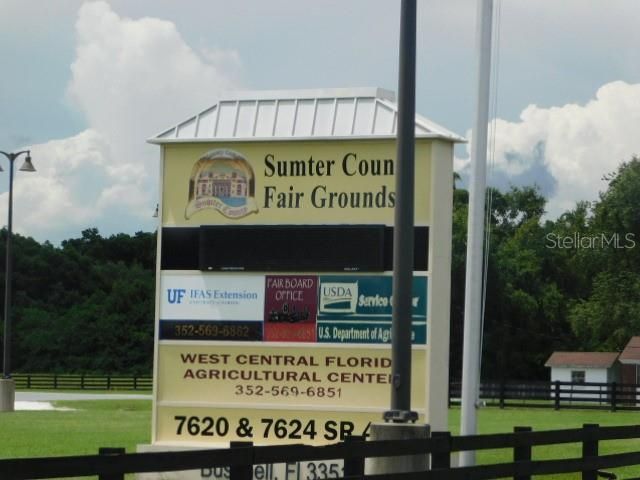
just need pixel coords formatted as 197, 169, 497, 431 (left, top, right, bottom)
570, 271, 640, 351
566, 157, 640, 349
0, 229, 156, 374
450, 184, 576, 380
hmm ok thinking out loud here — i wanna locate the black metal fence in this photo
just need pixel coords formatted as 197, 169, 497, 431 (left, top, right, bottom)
12, 375, 640, 410
11, 373, 152, 391
450, 380, 640, 411
2, 424, 640, 479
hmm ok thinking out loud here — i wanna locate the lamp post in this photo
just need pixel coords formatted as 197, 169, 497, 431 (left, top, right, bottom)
0, 150, 35, 412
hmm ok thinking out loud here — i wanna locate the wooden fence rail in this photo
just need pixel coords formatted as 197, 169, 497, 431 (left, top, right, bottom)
11, 375, 640, 406
2, 424, 640, 479
11, 373, 152, 391
450, 380, 640, 411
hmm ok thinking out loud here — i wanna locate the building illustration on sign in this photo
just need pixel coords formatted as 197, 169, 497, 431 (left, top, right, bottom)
197, 168, 247, 199
185, 149, 257, 219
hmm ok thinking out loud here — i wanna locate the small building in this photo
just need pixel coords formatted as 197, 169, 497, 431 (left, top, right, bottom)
545, 351, 620, 400
619, 336, 640, 384
619, 336, 640, 404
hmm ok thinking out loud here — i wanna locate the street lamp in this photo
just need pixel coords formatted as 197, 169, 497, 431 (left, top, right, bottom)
0, 150, 35, 412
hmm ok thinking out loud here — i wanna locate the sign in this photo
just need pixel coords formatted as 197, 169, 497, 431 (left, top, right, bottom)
156, 344, 427, 446
158, 272, 426, 345
264, 275, 318, 342
161, 274, 264, 320
155, 406, 424, 446
317, 275, 427, 344
159, 274, 265, 341
157, 344, 425, 409
155, 270, 429, 444
162, 141, 432, 226
151, 134, 452, 451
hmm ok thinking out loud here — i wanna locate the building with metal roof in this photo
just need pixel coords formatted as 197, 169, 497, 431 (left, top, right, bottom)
149, 87, 465, 144
545, 351, 620, 400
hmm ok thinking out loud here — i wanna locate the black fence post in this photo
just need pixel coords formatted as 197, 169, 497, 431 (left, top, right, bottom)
513, 426, 532, 480
431, 431, 451, 470
53, 374, 58, 389
81, 373, 85, 390
500, 380, 506, 409
582, 423, 599, 480
98, 447, 125, 480
27, 374, 31, 389
610, 381, 617, 412
554, 381, 560, 410
344, 435, 365, 478
230, 441, 253, 480
133, 375, 138, 390
107, 375, 111, 390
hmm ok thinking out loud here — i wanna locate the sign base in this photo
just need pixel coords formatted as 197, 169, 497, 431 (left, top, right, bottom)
0, 378, 15, 412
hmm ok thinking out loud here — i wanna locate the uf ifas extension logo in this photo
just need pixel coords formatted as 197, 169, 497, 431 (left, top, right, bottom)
167, 288, 186, 304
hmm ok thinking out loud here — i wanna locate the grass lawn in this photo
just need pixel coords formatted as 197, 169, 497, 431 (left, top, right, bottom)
448, 406, 640, 479
0, 399, 151, 459
1, 401, 640, 479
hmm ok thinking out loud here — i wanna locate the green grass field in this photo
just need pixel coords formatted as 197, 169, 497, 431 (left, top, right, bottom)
1, 400, 640, 479
0, 400, 151, 459
449, 406, 640, 479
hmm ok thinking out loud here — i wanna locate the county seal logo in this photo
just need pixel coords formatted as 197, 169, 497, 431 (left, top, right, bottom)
185, 149, 258, 219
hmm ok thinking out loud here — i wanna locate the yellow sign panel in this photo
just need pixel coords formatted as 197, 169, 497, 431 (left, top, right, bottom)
153, 136, 444, 448
157, 344, 426, 410
162, 140, 432, 226
156, 406, 425, 446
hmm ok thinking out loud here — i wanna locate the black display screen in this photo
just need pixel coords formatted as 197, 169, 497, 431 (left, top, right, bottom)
160, 225, 429, 272
198, 225, 385, 272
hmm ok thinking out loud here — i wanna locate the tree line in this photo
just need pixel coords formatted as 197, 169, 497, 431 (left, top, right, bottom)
450, 156, 640, 380
4, 228, 155, 374
0, 156, 638, 378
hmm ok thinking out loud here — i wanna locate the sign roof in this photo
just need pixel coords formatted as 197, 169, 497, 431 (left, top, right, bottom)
149, 87, 465, 144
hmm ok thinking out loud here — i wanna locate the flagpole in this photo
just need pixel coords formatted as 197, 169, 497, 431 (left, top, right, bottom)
459, 0, 493, 467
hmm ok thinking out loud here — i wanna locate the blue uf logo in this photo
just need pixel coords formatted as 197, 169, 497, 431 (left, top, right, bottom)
167, 289, 186, 304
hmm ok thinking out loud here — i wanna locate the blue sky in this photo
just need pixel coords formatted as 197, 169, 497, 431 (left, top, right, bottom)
0, 0, 639, 243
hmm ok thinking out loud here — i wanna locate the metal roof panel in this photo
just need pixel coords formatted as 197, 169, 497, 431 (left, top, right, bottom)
150, 88, 465, 144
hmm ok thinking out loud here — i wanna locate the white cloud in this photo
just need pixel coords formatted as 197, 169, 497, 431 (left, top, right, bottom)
0, 130, 108, 239
68, 1, 239, 146
458, 81, 640, 218
4, 1, 241, 242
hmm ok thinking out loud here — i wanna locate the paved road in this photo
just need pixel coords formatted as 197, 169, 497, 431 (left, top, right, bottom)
16, 392, 151, 401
